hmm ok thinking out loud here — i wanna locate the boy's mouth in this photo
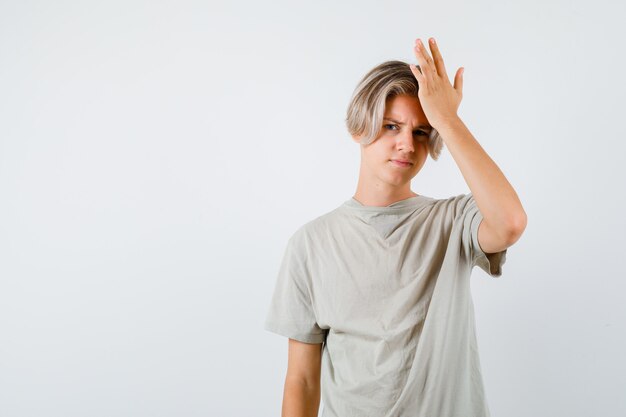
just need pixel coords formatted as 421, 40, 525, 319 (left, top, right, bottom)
390, 159, 413, 167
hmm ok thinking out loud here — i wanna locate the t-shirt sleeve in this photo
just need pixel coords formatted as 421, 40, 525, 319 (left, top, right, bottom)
263, 232, 327, 344
460, 193, 508, 277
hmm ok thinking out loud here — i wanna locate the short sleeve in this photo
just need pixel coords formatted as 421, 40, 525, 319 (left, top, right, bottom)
460, 193, 508, 277
263, 233, 327, 344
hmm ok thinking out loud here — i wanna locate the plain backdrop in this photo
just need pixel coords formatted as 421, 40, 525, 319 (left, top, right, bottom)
1, 1, 625, 416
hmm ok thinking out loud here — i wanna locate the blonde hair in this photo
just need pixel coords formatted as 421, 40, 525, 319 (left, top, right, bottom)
345, 60, 443, 161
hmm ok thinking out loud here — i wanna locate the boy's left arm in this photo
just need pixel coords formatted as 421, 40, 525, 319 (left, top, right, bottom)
436, 117, 527, 254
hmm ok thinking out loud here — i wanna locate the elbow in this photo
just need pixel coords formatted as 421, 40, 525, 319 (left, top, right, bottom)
507, 211, 527, 243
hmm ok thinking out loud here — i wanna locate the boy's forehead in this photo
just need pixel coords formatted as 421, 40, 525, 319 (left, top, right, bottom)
384, 96, 430, 127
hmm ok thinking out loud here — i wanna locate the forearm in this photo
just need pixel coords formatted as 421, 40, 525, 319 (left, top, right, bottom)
282, 378, 321, 417
436, 117, 527, 236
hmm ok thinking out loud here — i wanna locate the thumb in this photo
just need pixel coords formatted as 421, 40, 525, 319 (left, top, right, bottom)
454, 67, 464, 94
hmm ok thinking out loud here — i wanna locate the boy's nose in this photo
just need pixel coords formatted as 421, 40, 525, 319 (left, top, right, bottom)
397, 132, 415, 152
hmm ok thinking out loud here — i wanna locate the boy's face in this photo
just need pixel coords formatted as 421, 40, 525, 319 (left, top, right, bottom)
352, 94, 432, 191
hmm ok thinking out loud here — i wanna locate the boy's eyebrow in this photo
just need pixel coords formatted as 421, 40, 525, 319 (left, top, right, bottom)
383, 117, 432, 130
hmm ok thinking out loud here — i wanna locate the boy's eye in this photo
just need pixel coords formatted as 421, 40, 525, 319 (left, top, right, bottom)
384, 124, 428, 137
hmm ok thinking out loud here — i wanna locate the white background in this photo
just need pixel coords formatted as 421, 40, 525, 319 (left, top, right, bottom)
1, 1, 625, 416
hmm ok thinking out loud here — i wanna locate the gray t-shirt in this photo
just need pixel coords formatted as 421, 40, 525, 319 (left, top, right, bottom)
264, 192, 508, 417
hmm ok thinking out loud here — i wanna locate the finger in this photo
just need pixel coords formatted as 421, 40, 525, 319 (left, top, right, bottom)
413, 40, 435, 82
409, 62, 423, 83
410, 44, 424, 82
454, 67, 464, 94
427, 38, 449, 81
414, 39, 436, 75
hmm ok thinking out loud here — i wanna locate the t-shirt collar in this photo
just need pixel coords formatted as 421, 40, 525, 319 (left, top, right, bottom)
343, 194, 432, 211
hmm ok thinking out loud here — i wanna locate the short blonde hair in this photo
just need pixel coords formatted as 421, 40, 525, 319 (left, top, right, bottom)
345, 60, 443, 161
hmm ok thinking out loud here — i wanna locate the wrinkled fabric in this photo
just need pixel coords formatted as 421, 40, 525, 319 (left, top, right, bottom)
264, 193, 508, 417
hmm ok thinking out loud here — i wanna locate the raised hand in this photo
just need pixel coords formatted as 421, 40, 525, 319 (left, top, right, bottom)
410, 37, 464, 129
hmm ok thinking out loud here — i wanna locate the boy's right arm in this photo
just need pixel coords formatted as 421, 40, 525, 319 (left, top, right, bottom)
281, 338, 324, 417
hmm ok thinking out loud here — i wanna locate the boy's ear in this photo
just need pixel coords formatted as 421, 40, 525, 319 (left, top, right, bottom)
351, 134, 362, 144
